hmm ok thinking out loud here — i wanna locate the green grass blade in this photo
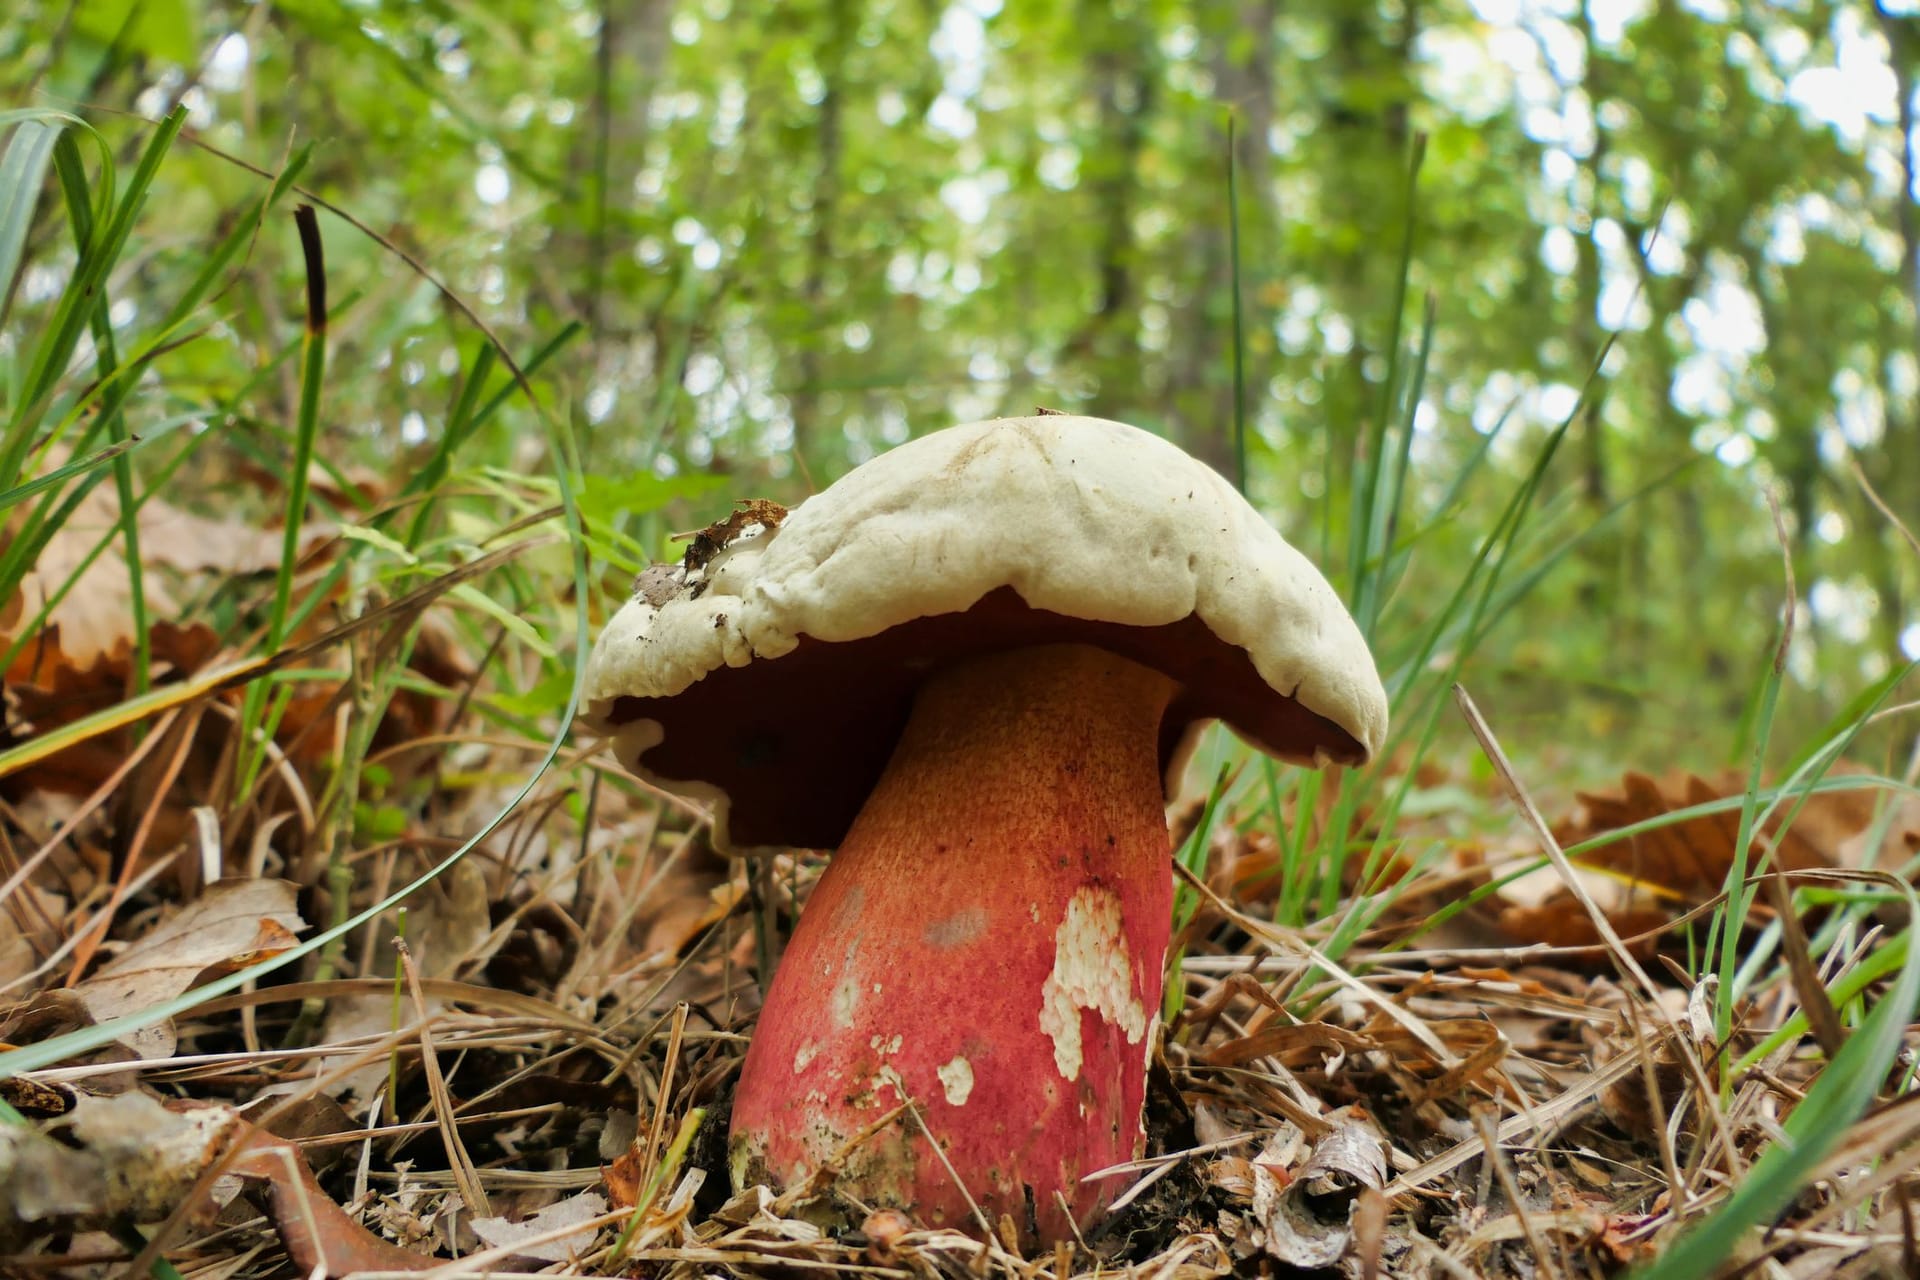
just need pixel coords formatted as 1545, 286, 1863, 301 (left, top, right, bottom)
1363, 291, 1436, 625
0, 120, 63, 334
237, 203, 330, 795
402, 341, 498, 548
1634, 882, 1920, 1278
0, 416, 187, 513
1165, 762, 1232, 1022
266, 204, 329, 651
1709, 504, 1794, 1041
0, 347, 592, 1083
0, 426, 214, 679
52, 131, 151, 695
164, 143, 313, 328
1226, 112, 1247, 496
1346, 133, 1425, 631
6, 107, 184, 483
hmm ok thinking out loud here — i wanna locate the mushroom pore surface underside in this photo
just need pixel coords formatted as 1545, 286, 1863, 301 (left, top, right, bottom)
601, 586, 1368, 849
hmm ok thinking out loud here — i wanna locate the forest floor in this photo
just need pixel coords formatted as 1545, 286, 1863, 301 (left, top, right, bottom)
4, 473, 1919, 1279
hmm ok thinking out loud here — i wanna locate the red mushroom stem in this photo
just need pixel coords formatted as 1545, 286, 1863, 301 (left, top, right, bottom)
728, 643, 1179, 1242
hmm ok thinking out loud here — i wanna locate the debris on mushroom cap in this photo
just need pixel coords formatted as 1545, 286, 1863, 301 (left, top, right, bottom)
579, 414, 1388, 849
673, 497, 789, 577
634, 562, 687, 608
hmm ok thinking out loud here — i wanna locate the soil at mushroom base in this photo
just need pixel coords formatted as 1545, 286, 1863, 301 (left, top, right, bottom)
727, 643, 1178, 1242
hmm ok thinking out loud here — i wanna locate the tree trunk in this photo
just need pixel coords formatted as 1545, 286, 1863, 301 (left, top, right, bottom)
789, 0, 854, 476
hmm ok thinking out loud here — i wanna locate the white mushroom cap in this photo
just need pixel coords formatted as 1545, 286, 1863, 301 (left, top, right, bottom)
581, 414, 1388, 849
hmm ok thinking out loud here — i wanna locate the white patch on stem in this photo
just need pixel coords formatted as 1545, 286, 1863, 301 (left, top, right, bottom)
937, 1055, 975, 1106
1036, 887, 1147, 1080
830, 943, 862, 1027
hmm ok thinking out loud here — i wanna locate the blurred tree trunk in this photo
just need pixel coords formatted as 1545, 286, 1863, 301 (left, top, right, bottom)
1751, 278, 1821, 549
1061, 0, 1156, 414
572, 0, 671, 332
1312, 0, 1418, 513
1623, 224, 1733, 705
1170, 0, 1276, 480
790, 0, 854, 476
1573, 0, 1610, 518
1871, 0, 1916, 655
1569, 0, 1623, 665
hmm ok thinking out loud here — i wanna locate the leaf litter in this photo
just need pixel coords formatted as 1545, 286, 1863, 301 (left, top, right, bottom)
4, 460, 1920, 1279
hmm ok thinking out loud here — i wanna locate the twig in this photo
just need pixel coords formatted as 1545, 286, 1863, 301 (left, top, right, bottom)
1623, 999, 1688, 1213
638, 1002, 690, 1194
1849, 452, 1920, 560
1451, 684, 1742, 1176
882, 1070, 995, 1242
395, 936, 490, 1217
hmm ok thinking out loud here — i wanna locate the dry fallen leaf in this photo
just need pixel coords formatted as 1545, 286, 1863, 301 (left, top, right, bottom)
74, 878, 307, 1060
0, 1093, 431, 1273
641, 873, 746, 960
1589, 980, 1713, 1137
3, 455, 468, 836
1, 882, 66, 989
860, 1208, 917, 1264
1489, 767, 1920, 949
675, 497, 787, 575
1201, 1020, 1373, 1071
1495, 892, 1673, 952
1244, 1111, 1388, 1269
0, 1091, 240, 1249
1556, 768, 1918, 893
2, 456, 323, 688
224, 1116, 440, 1275
1598, 1211, 1661, 1265
471, 1191, 610, 1262
1566, 771, 1829, 894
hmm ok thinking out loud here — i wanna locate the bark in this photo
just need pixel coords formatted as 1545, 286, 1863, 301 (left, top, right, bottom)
1168, 0, 1277, 479
1060, 0, 1157, 396
789, 0, 854, 473
1870, 1, 1917, 653
571, 0, 672, 331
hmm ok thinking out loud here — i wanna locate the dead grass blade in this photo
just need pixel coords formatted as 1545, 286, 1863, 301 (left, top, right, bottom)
393, 935, 490, 1217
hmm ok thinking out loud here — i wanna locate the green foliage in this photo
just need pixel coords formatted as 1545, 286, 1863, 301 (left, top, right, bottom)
5, 0, 1907, 755
0, 115, 601, 1085
73, 0, 201, 68
5, 0, 1909, 1054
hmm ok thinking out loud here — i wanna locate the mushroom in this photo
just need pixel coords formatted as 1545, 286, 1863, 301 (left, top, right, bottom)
579, 415, 1386, 1242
